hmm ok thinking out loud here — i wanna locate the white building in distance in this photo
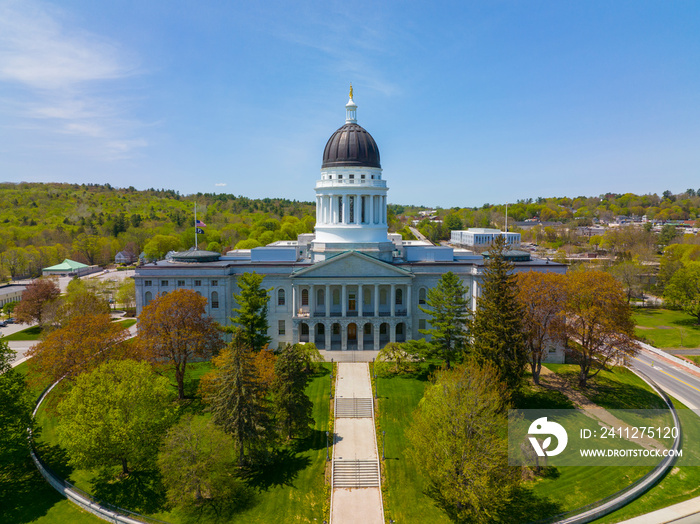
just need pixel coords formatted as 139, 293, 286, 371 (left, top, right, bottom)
451, 228, 521, 248
134, 89, 564, 358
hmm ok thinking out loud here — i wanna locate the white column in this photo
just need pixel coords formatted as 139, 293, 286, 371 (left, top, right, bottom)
373, 322, 380, 350
368, 195, 374, 225
325, 323, 331, 350
325, 284, 330, 317
310, 284, 315, 316
292, 285, 297, 316
374, 284, 379, 317
343, 194, 349, 224
382, 196, 387, 224
407, 285, 412, 316
390, 323, 396, 343
342, 284, 347, 317
358, 324, 364, 351
358, 283, 363, 316
355, 194, 360, 224
341, 325, 347, 351
390, 283, 396, 317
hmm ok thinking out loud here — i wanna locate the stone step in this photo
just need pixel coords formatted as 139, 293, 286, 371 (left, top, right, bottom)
332, 460, 380, 488
335, 397, 374, 418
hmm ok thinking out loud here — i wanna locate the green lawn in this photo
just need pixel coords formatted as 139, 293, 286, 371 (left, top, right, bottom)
375, 364, 452, 524
596, 394, 700, 523
2, 325, 43, 341
31, 360, 332, 524
114, 318, 137, 329
634, 308, 700, 349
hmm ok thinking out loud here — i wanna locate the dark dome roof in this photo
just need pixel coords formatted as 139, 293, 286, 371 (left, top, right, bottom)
169, 250, 221, 263
322, 123, 381, 169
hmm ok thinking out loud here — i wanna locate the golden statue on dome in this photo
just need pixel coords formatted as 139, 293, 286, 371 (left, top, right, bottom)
349, 84, 353, 100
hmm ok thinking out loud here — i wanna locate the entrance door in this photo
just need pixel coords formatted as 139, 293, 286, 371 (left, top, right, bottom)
347, 323, 357, 341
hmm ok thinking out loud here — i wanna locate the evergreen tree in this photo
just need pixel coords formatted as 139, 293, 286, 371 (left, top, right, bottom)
470, 236, 527, 393
206, 329, 273, 465
271, 344, 314, 440
0, 342, 33, 469
232, 272, 272, 351
418, 271, 470, 369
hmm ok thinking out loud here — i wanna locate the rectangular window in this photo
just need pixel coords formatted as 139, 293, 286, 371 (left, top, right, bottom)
211, 295, 219, 308
211, 280, 218, 286
419, 319, 426, 330
278, 320, 286, 335
194, 280, 202, 287
349, 196, 355, 223
177, 280, 185, 287
161, 280, 168, 287
144, 280, 152, 287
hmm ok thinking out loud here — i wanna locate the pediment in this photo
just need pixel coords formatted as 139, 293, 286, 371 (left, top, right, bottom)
292, 251, 413, 280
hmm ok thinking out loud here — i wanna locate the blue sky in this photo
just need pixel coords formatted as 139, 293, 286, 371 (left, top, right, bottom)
0, 0, 698, 208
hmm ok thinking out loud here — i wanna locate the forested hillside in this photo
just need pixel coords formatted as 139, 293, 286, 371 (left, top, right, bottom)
0, 182, 315, 279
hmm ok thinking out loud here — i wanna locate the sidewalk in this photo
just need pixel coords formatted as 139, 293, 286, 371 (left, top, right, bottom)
330, 363, 384, 524
619, 497, 700, 523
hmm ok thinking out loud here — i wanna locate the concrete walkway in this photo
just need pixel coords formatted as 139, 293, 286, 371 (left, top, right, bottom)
330, 363, 384, 524
619, 497, 700, 523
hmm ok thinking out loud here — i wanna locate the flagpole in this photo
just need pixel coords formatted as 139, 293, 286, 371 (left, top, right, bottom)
194, 202, 198, 249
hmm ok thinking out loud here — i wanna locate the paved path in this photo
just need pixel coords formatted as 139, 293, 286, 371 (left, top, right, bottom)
330, 363, 384, 524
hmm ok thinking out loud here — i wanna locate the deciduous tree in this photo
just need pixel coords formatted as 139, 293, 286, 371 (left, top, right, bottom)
418, 271, 469, 369
57, 359, 175, 475
516, 271, 567, 385
27, 313, 132, 384
232, 272, 271, 351
565, 270, 639, 387
138, 289, 224, 399
406, 361, 519, 523
471, 236, 527, 392
204, 330, 274, 464
271, 344, 313, 440
0, 342, 33, 469
609, 260, 646, 304
664, 262, 700, 324
143, 234, 181, 260
157, 416, 251, 514
14, 278, 60, 326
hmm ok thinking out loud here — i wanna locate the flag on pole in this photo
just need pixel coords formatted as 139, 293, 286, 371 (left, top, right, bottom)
195, 228, 205, 235
195, 219, 207, 227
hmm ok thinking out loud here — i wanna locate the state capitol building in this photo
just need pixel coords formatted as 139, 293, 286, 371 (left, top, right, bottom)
134, 90, 565, 356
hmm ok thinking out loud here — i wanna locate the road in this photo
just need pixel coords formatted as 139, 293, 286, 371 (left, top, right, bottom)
628, 349, 700, 410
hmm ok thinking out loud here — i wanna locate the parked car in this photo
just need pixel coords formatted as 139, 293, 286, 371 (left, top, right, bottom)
6, 318, 15, 324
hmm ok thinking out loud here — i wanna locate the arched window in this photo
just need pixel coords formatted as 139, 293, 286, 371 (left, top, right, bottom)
301, 288, 309, 306
278, 288, 286, 306
301, 323, 309, 335
317, 288, 325, 306
396, 323, 404, 335
395, 288, 403, 305
145, 291, 152, 306
211, 291, 219, 309
380, 288, 388, 305
332, 289, 340, 306
364, 323, 372, 334
419, 288, 427, 305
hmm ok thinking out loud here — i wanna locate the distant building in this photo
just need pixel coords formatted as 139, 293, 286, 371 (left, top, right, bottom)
115, 251, 137, 265
42, 259, 100, 277
450, 228, 521, 248
0, 284, 25, 308
134, 90, 564, 361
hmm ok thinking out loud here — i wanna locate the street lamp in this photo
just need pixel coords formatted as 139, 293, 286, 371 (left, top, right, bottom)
326, 430, 330, 462
382, 430, 386, 460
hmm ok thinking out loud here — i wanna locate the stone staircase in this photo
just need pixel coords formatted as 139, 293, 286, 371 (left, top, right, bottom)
332, 459, 380, 488
335, 397, 374, 418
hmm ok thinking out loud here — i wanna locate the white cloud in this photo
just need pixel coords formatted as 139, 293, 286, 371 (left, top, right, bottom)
215, 182, 227, 187
0, 0, 146, 158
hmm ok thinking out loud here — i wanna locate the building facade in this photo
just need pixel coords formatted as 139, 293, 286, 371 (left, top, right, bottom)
134, 90, 566, 359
